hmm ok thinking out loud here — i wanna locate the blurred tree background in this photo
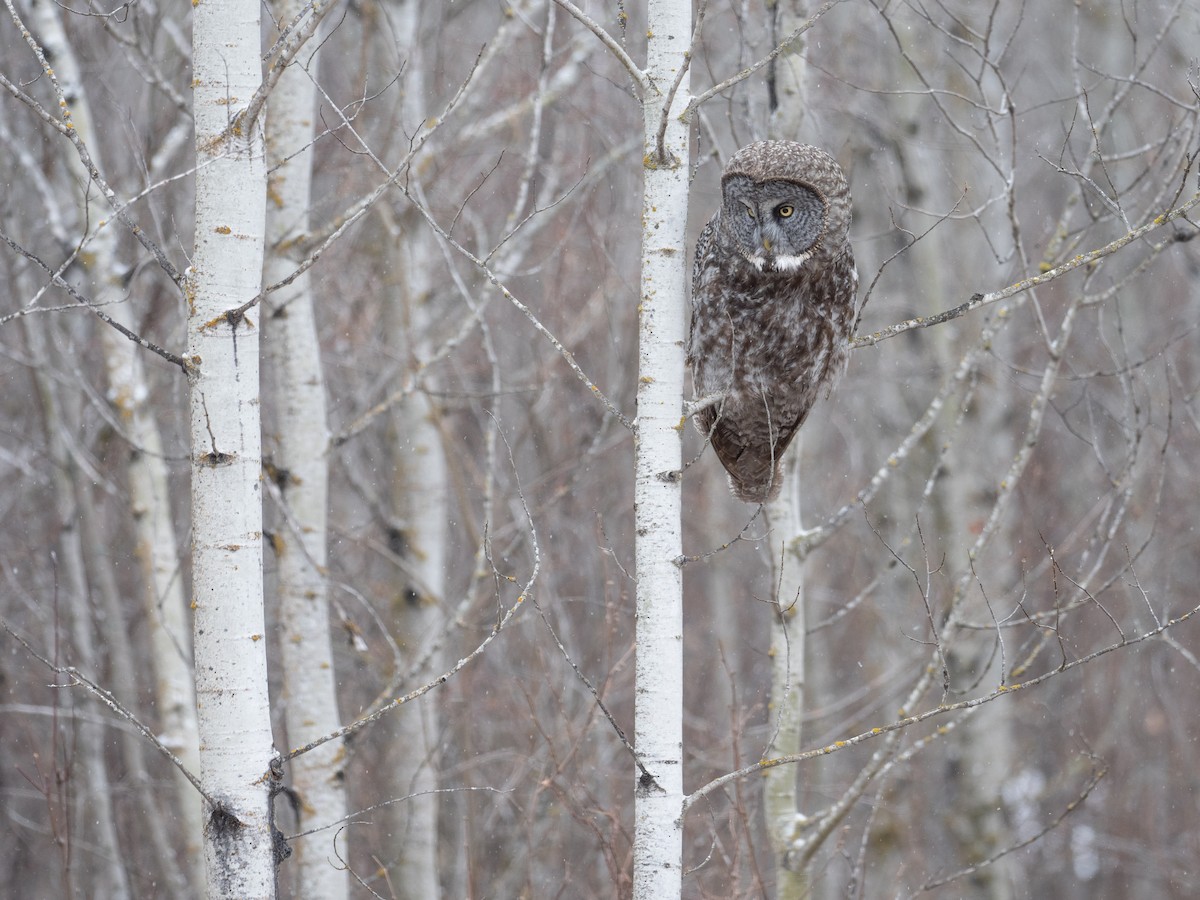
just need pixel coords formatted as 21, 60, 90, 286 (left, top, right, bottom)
1, 0, 1198, 896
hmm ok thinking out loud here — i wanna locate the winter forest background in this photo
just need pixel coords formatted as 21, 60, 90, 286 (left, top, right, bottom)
2, 0, 1199, 897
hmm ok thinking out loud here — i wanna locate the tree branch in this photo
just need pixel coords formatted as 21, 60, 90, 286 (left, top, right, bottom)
852, 191, 1200, 348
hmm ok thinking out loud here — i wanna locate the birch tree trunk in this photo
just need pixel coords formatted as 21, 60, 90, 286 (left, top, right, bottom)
768, 0, 810, 143
23, 314, 132, 899
764, 459, 808, 899
77, 477, 191, 895
382, 233, 446, 898
888, 24, 1017, 894
25, 0, 206, 886
262, 2, 348, 895
764, 4, 812, 894
383, 316, 446, 899
111, 336, 207, 890
379, 5, 445, 894
189, 0, 276, 893
633, 0, 691, 895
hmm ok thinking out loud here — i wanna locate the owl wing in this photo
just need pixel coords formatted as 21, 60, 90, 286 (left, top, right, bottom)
690, 217, 718, 306
686, 214, 731, 403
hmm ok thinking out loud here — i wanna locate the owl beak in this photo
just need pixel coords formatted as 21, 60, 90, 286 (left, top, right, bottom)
761, 237, 772, 252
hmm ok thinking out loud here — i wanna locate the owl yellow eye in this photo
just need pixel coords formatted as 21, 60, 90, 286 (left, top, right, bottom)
777, 204, 794, 218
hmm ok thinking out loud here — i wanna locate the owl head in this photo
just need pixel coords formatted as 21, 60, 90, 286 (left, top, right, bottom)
718, 141, 851, 274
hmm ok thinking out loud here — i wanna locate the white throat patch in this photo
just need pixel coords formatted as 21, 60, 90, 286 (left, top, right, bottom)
744, 249, 812, 273
769, 251, 812, 272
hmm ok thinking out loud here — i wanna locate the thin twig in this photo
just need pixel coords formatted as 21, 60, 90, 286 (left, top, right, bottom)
851, 191, 1200, 348
684, 598, 1200, 811
0, 0, 183, 286
2, 617, 212, 804
551, 0, 646, 91
682, 0, 843, 121
917, 762, 1107, 893
0, 227, 187, 371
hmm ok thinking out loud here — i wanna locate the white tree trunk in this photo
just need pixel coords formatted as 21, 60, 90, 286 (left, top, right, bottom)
383, 237, 446, 898
768, 0, 811, 142
386, 381, 446, 900
764, 459, 808, 899
190, 0, 276, 894
764, 5, 811, 894
23, 314, 132, 899
262, 2, 348, 895
633, 1, 691, 895
25, 0, 206, 886
110, 330, 208, 891
381, 6, 446, 894
889, 23, 1017, 893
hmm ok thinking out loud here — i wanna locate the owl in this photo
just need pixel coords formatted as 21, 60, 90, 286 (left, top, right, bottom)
688, 141, 858, 504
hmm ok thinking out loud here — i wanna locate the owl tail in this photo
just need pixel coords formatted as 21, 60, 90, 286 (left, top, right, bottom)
728, 460, 784, 505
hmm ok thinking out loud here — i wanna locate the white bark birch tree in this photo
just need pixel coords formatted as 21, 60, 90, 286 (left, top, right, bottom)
22, 313, 133, 900
632, 0, 691, 894
379, 6, 445, 894
382, 288, 446, 900
189, 0, 276, 893
762, 5, 814, 896
763, 464, 808, 898
262, 1, 348, 895
23, 0, 207, 885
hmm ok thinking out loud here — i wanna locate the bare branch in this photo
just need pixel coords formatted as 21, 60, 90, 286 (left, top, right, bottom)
1, 0, 183, 286
852, 191, 1200, 348
683, 0, 843, 120
551, 0, 647, 91
918, 763, 1107, 893
0, 227, 187, 371
2, 617, 211, 804
684, 599, 1200, 812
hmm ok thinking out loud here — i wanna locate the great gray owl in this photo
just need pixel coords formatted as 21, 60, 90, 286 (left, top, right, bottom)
688, 141, 858, 504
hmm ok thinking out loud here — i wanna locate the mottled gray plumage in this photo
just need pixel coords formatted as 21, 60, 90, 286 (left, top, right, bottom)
688, 141, 858, 503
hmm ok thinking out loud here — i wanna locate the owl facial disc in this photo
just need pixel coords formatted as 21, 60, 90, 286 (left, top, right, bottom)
722, 175, 826, 273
